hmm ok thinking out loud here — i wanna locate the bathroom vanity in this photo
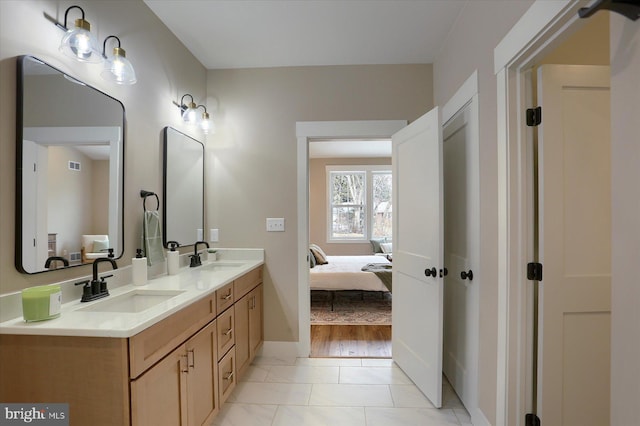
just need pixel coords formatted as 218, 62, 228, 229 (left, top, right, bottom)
0, 256, 264, 426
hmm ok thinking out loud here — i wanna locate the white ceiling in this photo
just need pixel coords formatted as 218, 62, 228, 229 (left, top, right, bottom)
143, 0, 467, 70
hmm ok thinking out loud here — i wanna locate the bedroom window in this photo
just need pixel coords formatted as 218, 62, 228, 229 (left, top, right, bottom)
327, 166, 392, 242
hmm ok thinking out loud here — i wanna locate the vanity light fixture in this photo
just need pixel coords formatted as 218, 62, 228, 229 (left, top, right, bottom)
55, 5, 102, 63
101, 36, 137, 85
197, 105, 215, 134
173, 95, 215, 133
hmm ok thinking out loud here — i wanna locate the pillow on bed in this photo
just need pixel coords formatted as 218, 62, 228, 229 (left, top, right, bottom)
370, 238, 385, 253
309, 249, 317, 268
380, 242, 393, 253
309, 244, 328, 265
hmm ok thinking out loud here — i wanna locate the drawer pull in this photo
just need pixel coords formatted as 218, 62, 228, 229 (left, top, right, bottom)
223, 328, 233, 336
180, 355, 189, 373
222, 293, 232, 301
187, 349, 195, 369
223, 371, 234, 381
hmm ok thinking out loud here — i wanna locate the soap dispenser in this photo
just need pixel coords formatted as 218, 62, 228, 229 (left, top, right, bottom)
167, 241, 180, 275
132, 248, 147, 286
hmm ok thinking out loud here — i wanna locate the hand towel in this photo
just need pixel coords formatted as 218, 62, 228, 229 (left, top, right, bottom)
142, 210, 165, 266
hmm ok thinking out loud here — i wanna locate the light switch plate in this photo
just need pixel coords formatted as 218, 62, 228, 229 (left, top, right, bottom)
210, 228, 219, 242
266, 218, 285, 232
197, 228, 203, 241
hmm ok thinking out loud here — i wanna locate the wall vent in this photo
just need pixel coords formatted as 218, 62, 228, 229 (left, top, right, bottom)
68, 161, 81, 171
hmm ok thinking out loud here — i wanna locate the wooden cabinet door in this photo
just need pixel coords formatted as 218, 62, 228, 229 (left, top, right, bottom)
185, 320, 219, 426
234, 292, 250, 375
131, 344, 188, 426
218, 347, 236, 405
216, 306, 235, 360
249, 284, 263, 358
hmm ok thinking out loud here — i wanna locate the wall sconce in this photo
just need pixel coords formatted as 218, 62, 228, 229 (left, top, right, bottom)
55, 5, 102, 63
173, 95, 215, 133
101, 36, 137, 85
197, 105, 215, 134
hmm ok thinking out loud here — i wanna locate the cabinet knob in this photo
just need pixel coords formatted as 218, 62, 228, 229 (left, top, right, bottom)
439, 268, 448, 277
461, 270, 474, 281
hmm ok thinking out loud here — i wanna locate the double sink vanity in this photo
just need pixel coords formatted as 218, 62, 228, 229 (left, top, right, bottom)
0, 250, 264, 426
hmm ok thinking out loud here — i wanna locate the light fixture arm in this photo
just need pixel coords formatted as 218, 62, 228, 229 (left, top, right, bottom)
180, 94, 196, 110
55, 5, 85, 31
102, 35, 122, 58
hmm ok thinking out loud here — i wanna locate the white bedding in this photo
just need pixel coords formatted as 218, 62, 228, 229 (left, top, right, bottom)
309, 255, 391, 292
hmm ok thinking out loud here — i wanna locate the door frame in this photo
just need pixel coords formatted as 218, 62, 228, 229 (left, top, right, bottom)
494, 1, 597, 425
296, 120, 407, 357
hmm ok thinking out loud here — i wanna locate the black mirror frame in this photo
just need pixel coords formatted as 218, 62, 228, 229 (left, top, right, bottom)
15, 55, 126, 274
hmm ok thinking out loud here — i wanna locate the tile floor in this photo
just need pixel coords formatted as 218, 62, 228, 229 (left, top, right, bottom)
212, 356, 472, 426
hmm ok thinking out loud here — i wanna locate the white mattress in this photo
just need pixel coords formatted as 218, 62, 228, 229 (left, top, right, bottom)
309, 255, 391, 292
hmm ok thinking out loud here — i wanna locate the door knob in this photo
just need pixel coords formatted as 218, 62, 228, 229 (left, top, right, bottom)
460, 270, 474, 281
424, 267, 437, 277
440, 268, 448, 277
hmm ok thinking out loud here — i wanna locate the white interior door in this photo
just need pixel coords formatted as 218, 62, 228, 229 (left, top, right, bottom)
392, 106, 443, 407
537, 64, 611, 426
21, 139, 48, 271
442, 100, 480, 415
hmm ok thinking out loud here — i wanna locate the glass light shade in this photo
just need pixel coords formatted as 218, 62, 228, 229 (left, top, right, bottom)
182, 102, 201, 124
59, 19, 101, 63
200, 112, 215, 134
101, 47, 137, 85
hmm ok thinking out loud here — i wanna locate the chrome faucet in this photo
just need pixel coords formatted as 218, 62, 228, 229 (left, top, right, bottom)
75, 256, 118, 302
190, 241, 209, 267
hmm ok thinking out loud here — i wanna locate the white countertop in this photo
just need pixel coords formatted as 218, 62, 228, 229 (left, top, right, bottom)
0, 256, 263, 338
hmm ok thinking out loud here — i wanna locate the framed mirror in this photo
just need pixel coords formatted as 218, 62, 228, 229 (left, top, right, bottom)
163, 127, 204, 247
16, 55, 125, 274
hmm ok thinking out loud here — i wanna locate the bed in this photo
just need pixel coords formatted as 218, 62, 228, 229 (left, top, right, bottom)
310, 255, 392, 293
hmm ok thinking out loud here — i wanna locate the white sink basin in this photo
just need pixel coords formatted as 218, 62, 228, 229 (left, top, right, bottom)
79, 289, 186, 313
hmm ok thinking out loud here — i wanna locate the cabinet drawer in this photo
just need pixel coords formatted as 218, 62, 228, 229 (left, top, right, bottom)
129, 295, 217, 379
218, 347, 236, 405
234, 266, 263, 299
216, 282, 234, 313
216, 306, 235, 360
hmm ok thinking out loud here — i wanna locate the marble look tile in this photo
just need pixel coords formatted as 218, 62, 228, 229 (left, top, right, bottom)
211, 403, 277, 426
272, 406, 366, 426
365, 407, 460, 426
453, 408, 472, 425
389, 384, 436, 408
297, 358, 362, 367
240, 364, 271, 382
252, 355, 297, 366
361, 358, 395, 367
339, 366, 413, 385
309, 384, 393, 407
266, 365, 340, 384
442, 382, 465, 409
227, 382, 312, 405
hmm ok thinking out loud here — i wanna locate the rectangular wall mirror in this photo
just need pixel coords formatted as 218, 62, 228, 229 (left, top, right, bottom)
163, 127, 204, 247
16, 55, 125, 274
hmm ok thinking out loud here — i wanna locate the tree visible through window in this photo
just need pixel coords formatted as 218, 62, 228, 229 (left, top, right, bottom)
328, 166, 392, 241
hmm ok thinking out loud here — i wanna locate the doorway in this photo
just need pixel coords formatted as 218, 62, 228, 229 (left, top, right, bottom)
495, 4, 612, 425
307, 144, 393, 358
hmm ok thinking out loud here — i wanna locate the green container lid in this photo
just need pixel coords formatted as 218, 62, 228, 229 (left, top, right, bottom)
22, 284, 62, 322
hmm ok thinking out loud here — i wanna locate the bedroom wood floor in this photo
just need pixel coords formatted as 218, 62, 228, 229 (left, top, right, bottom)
310, 324, 392, 358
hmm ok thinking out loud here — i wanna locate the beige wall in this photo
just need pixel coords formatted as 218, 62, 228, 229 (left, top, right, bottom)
432, 1, 535, 423
309, 157, 392, 256
610, 14, 640, 426
206, 64, 433, 342
0, 0, 207, 292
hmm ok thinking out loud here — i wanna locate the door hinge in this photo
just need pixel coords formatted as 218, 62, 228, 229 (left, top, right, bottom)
527, 262, 543, 281
526, 106, 542, 126
525, 413, 541, 426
